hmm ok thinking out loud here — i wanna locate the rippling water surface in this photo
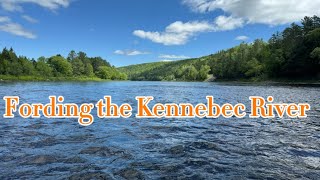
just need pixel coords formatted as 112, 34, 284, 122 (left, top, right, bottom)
0, 81, 319, 179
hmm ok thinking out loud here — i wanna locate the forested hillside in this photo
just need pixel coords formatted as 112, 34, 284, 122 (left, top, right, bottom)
118, 59, 211, 81
0, 49, 127, 81
119, 16, 320, 81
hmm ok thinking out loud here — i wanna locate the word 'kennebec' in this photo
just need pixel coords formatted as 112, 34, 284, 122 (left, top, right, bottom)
135, 96, 310, 119
2, 96, 310, 126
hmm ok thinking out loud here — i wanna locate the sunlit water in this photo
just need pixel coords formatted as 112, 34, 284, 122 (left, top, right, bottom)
0, 81, 319, 179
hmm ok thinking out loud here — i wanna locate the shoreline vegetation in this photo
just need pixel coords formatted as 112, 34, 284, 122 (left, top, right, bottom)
0, 75, 319, 87
0, 72, 318, 84
0, 50, 128, 82
0, 75, 106, 82
119, 16, 320, 83
1, 16, 319, 83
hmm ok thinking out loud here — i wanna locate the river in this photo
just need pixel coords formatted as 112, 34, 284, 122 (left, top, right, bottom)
0, 81, 319, 179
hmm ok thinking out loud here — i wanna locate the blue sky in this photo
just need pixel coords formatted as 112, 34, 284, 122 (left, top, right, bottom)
0, 0, 319, 67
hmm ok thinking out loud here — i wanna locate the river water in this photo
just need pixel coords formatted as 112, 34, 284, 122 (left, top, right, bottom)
0, 81, 319, 179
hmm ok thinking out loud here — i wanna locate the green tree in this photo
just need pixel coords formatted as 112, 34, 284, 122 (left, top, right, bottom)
48, 55, 73, 77
198, 65, 210, 80
96, 66, 113, 79
0, 59, 10, 75
71, 58, 85, 76
119, 73, 128, 80
68, 50, 77, 61
36, 57, 53, 77
20, 58, 36, 75
310, 47, 320, 65
84, 63, 94, 77
186, 65, 198, 81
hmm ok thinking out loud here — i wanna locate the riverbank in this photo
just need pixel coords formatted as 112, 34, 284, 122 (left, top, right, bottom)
212, 77, 320, 86
0, 75, 319, 87
0, 75, 109, 82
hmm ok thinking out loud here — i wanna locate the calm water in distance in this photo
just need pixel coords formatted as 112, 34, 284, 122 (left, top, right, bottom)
0, 81, 319, 179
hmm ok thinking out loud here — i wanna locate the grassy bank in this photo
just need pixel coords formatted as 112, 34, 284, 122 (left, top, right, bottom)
0, 75, 318, 85
0, 75, 110, 82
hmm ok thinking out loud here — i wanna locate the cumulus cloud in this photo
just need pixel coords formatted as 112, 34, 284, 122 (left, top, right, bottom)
133, 17, 246, 45
235, 35, 249, 41
133, 21, 214, 45
21, 15, 38, 23
0, 0, 71, 12
159, 54, 190, 59
114, 50, 150, 56
166, 21, 214, 33
136, 0, 320, 46
0, 22, 36, 39
133, 30, 190, 46
213, 15, 244, 31
182, 0, 320, 25
138, 0, 320, 45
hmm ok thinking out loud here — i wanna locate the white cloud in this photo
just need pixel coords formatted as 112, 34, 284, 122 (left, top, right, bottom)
136, 0, 320, 46
235, 35, 249, 41
21, 15, 38, 23
133, 21, 214, 45
133, 17, 246, 45
182, 0, 320, 25
213, 15, 244, 31
160, 59, 174, 62
0, 22, 36, 39
0, 16, 36, 39
0, 1, 74, 38
0, 0, 71, 12
133, 30, 189, 46
166, 21, 214, 33
0, 16, 11, 23
114, 50, 150, 56
159, 54, 190, 59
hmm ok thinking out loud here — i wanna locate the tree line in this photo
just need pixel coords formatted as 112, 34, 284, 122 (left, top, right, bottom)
119, 16, 320, 81
1, 16, 319, 82
209, 15, 320, 80
118, 59, 211, 81
0, 49, 127, 80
